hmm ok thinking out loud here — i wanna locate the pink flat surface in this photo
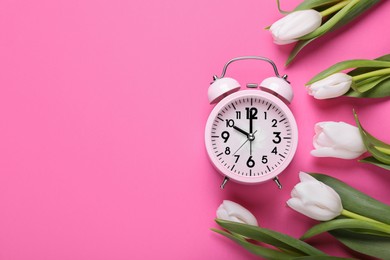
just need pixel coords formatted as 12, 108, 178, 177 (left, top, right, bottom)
1, 0, 389, 259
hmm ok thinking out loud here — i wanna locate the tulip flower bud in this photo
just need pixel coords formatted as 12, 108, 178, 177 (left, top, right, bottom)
311, 121, 367, 159
269, 9, 322, 45
216, 200, 258, 226
307, 73, 352, 99
287, 172, 343, 221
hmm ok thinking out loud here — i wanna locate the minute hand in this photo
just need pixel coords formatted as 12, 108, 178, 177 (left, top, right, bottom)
249, 116, 253, 134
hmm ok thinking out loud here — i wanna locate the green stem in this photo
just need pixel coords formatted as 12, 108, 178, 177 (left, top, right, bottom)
341, 209, 390, 233
352, 68, 390, 81
375, 146, 390, 155
299, 0, 360, 40
341, 209, 381, 224
320, 0, 350, 17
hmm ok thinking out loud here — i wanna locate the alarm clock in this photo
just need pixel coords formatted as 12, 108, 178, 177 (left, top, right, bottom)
205, 56, 298, 189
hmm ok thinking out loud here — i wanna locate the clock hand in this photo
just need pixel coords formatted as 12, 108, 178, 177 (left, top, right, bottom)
233, 139, 249, 155
233, 125, 249, 137
233, 130, 258, 156
249, 114, 253, 134
249, 130, 258, 155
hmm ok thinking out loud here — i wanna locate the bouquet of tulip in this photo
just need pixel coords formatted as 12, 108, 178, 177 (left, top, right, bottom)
311, 111, 390, 171
213, 200, 352, 259
307, 54, 390, 99
289, 172, 390, 259
268, 0, 381, 65
212, 173, 390, 259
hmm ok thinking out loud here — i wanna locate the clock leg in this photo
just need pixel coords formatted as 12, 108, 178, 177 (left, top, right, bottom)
273, 177, 282, 189
220, 177, 229, 189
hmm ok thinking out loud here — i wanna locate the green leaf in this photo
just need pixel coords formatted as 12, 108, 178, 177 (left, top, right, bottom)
216, 219, 327, 256
293, 256, 352, 260
212, 228, 295, 260
301, 219, 390, 240
376, 146, 390, 155
287, 0, 380, 65
360, 156, 390, 171
286, 38, 317, 66
354, 112, 390, 164
306, 60, 390, 85
345, 77, 390, 98
347, 55, 390, 98
299, 0, 360, 40
329, 0, 380, 32
349, 80, 359, 93
348, 54, 390, 76
330, 229, 390, 259
354, 75, 390, 93
310, 173, 390, 225
294, 0, 343, 11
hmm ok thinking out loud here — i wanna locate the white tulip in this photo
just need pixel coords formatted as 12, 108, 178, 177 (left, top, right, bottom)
216, 200, 258, 226
270, 9, 322, 45
311, 121, 367, 159
307, 73, 352, 99
287, 172, 343, 221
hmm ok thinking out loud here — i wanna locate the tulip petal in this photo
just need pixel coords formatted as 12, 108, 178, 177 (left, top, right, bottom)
287, 174, 343, 221
287, 197, 339, 221
270, 10, 322, 45
311, 147, 363, 159
304, 204, 341, 221
216, 200, 258, 226
288, 197, 337, 221
312, 82, 350, 99
286, 198, 306, 215
307, 73, 352, 99
311, 121, 367, 159
216, 206, 230, 220
298, 171, 316, 183
321, 122, 365, 152
294, 182, 338, 209
313, 131, 333, 149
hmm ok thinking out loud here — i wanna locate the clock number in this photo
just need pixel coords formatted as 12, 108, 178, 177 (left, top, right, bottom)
261, 155, 268, 164
221, 131, 230, 143
272, 132, 281, 144
271, 119, 277, 127
234, 154, 240, 163
225, 119, 234, 128
271, 147, 278, 155
264, 111, 267, 120
245, 107, 258, 119
236, 111, 241, 120
246, 156, 255, 168
225, 147, 231, 155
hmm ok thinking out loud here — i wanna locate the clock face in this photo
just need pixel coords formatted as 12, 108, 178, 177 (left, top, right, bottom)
205, 90, 298, 184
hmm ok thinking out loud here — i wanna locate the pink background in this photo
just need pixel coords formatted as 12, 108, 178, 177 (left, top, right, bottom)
1, 0, 389, 259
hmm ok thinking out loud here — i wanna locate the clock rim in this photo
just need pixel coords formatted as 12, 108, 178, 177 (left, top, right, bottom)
204, 89, 298, 184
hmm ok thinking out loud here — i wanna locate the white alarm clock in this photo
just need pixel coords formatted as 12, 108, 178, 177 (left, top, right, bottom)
205, 56, 298, 189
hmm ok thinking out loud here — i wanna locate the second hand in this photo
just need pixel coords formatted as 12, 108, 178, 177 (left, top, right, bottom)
233, 130, 258, 155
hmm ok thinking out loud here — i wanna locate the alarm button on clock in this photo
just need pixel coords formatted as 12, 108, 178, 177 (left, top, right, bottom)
260, 76, 294, 104
208, 77, 240, 104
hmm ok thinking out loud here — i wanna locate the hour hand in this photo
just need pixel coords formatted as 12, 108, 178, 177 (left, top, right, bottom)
233, 125, 249, 137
